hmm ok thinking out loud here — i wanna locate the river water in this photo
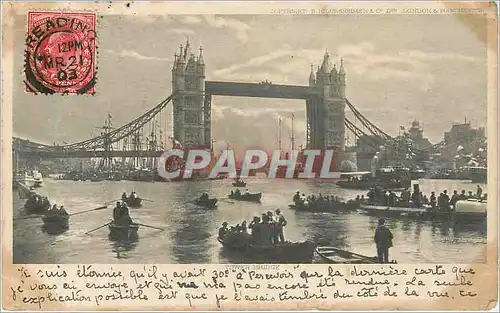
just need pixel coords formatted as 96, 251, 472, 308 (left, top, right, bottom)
13, 177, 487, 264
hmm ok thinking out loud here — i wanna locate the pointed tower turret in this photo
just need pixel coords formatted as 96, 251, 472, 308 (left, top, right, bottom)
339, 57, 345, 76
309, 64, 315, 85
198, 45, 204, 65
320, 50, 332, 73
183, 37, 191, 60
338, 57, 346, 98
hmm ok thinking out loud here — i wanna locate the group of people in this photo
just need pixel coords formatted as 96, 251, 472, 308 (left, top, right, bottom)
113, 201, 133, 225
121, 191, 138, 202
46, 204, 68, 216
364, 185, 486, 211
292, 191, 342, 206
25, 193, 50, 210
219, 209, 288, 245
230, 189, 250, 197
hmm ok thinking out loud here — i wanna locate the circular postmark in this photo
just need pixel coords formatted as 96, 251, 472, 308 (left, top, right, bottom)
25, 12, 97, 94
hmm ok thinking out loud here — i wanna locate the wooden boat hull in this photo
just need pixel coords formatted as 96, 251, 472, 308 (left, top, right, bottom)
108, 223, 139, 241
228, 193, 262, 202
289, 201, 357, 213
336, 180, 409, 191
316, 246, 396, 264
232, 182, 247, 187
125, 198, 142, 207
360, 204, 487, 221
195, 198, 218, 208
218, 237, 315, 263
42, 215, 69, 231
24, 202, 50, 214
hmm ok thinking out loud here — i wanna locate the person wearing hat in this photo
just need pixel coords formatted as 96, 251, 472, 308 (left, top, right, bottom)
248, 216, 261, 244
218, 222, 228, 240
116, 202, 133, 226
293, 191, 301, 204
275, 209, 287, 244
113, 201, 122, 221
374, 219, 393, 263
266, 211, 278, 244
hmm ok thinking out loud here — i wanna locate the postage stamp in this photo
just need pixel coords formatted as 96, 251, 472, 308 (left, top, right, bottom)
1, 1, 498, 311
24, 11, 97, 94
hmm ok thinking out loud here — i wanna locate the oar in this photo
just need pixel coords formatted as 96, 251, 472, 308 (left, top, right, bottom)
69, 205, 108, 217
141, 199, 154, 202
136, 223, 165, 231
13, 214, 43, 220
105, 199, 121, 204
85, 222, 111, 235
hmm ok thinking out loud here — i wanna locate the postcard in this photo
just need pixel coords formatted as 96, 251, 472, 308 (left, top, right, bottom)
2, 1, 498, 311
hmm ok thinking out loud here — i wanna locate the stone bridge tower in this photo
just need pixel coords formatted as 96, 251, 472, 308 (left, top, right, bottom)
307, 51, 346, 151
171, 39, 207, 148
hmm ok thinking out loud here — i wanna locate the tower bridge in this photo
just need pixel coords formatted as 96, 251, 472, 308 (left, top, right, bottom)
13, 39, 446, 170
172, 40, 347, 152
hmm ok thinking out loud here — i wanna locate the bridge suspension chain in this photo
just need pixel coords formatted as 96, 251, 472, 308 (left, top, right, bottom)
344, 118, 385, 150
52, 94, 174, 151
345, 98, 394, 142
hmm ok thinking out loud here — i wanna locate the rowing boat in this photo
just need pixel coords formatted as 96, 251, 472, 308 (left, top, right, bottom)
194, 198, 218, 208
108, 222, 139, 241
124, 197, 142, 207
228, 192, 262, 202
42, 215, 69, 233
289, 201, 356, 213
232, 181, 247, 187
316, 246, 392, 264
24, 201, 50, 214
360, 200, 487, 221
360, 204, 427, 218
217, 237, 315, 263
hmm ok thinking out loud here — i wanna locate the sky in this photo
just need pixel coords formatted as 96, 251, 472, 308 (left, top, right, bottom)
12, 13, 488, 153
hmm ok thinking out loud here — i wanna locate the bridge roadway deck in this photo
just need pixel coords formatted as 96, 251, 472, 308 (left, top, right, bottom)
205, 81, 322, 99
17, 150, 166, 158
17, 149, 376, 159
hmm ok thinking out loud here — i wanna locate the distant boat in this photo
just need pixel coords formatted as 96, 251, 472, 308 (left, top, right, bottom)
194, 198, 218, 209
228, 192, 262, 203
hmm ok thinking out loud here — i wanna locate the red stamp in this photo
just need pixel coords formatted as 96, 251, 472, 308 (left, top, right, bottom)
25, 11, 97, 94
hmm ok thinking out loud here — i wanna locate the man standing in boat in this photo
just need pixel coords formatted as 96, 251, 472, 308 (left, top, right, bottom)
476, 185, 483, 198
248, 216, 261, 244
121, 192, 128, 202
374, 219, 393, 263
275, 209, 287, 244
218, 222, 228, 240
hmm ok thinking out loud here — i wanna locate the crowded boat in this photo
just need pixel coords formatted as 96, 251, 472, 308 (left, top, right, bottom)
24, 192, 51, 214
290, 191, 358, 212
217, 210, 316, 263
